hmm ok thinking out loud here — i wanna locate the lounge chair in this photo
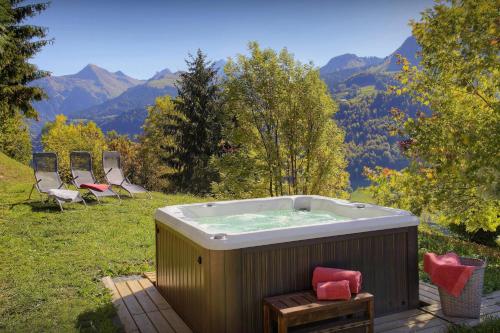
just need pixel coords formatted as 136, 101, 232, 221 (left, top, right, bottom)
29, 152, 86, 211
103, 151, 151, 199
70, 151, 120, 203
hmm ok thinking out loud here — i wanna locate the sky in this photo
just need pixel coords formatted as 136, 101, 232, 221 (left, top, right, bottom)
28, 0, 434, 80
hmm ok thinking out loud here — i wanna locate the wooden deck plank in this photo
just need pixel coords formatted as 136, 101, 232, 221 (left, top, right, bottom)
147, 310, 175, 333
143, 271, 157, 285
102, 277, 139, 333
160, 309, 192, 333
115, 281, 145, 315
133, 313, 157, 333
127, 280, 158, 313
375, 312, 445, 332
138, 278, 171, 310
381, 317, 449, 333
374, 309, 425, 325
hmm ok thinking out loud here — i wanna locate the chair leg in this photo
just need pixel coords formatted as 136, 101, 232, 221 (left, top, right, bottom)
147, 191, 152, 199
29, 184, 35, 199
56, 199, 64, 212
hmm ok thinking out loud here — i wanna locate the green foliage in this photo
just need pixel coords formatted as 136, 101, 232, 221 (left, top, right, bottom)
163, 50, 222, 195
384, 0, 499, 233
365, 167, 432, 217
336, 92, 419, 187
41, 115, 108, 182
0, 1, 50, 162
138, 96, 179, 192
0, 0, 50, 121
214, 42, 349, 198
0, 111, 31, 164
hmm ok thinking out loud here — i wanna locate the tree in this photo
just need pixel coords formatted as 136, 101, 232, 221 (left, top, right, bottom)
0, 111, 31, 163
41, 115, 107, 182
384, 0, 499, 233
138, 96, 179, 192
164, 49, 222, 194
0, 1, 50, 162
212, 42, 349, 198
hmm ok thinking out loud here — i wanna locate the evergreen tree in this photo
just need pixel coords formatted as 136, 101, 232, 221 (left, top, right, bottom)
166, 50, 222, 194
0, 1, 51, 162
0, 0, 50, 120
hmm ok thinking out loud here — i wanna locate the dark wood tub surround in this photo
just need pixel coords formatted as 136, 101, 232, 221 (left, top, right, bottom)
156, 222, 419, 333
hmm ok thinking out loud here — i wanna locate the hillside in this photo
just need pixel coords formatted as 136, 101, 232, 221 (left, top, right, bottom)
0, 151, 205, 332
0, 152, 32, 183
320, 36, 421, 188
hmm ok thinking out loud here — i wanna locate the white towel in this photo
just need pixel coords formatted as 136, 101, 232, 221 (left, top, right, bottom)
47, 189, 81, 202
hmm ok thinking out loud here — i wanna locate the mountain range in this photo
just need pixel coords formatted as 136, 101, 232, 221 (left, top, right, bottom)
30, 36, 421, 187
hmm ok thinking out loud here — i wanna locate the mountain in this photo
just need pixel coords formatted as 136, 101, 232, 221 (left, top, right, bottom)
373, 36, 421, 72
68, 69, 180, 136
30, 64, 143, 135
320, 36, 422, 188
320, 54, 383, 75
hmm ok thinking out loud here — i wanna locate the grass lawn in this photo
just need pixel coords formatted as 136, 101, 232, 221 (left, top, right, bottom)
0, 153, 207, 331
0, 153, 498, 332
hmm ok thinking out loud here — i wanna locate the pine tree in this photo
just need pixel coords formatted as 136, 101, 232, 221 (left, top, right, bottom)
0, 0, 50, 120
0, 1, 51, 162
166, 50, 222, 194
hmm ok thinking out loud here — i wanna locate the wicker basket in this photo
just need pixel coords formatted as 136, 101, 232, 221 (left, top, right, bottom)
438, 257, 486, 318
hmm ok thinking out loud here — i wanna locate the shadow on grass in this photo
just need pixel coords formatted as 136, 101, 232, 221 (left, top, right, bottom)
76, 302, 119, 333
22, 199, 89, 213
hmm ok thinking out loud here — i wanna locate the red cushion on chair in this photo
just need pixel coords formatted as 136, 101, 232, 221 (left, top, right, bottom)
81, 183, 110, 192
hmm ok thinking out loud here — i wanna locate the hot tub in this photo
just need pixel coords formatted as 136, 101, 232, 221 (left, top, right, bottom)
155, 195, 419, 333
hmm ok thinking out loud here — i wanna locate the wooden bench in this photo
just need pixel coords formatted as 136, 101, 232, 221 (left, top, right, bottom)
263, 291, 374, 333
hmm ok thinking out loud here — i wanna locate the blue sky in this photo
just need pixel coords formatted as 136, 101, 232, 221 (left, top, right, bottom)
28, 0, 434, 80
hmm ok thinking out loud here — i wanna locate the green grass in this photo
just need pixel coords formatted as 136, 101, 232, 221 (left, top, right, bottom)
350, 188, 376, 204
0, 154, 498, 331
0, 153, 207, 332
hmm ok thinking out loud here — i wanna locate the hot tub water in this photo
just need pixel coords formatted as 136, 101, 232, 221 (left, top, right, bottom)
193, 209, 352, 234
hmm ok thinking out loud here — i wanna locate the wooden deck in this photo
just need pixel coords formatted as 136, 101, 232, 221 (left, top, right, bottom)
103, 273, 500, 333
102, 275, 192, 333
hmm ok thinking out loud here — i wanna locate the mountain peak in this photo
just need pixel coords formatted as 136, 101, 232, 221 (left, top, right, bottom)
73, 63, 109, 80
383, 36, 420, 71
320, 54, 383, 75
150, 68, 174, 81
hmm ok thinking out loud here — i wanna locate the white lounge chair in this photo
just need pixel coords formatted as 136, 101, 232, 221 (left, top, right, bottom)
29, 152, 86, 211
103, 151, 151, 199
70, 151, 120, 203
